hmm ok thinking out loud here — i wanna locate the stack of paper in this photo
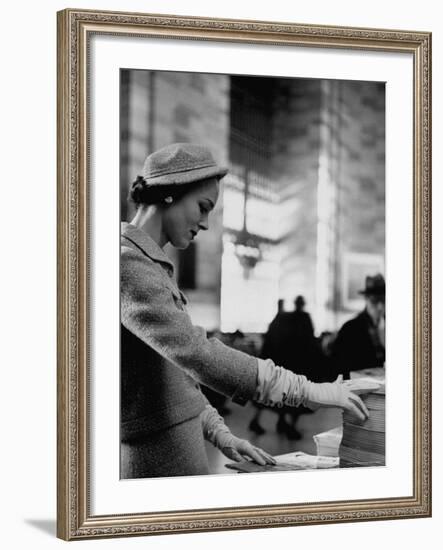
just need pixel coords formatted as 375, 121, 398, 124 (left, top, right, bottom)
225, 451, 339, 473
274, 451, 339, 469
339, 371, 385, 467
313, 426, 343, 457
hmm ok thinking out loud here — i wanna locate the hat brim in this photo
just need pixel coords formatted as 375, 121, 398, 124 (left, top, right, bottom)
144, 165, 228, 186
358, 289, 385, 296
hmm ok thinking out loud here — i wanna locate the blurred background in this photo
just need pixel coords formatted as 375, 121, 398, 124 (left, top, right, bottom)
120, 69, 385, 470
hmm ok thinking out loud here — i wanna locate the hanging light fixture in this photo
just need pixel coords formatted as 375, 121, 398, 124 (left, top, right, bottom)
234, 166, 262, 275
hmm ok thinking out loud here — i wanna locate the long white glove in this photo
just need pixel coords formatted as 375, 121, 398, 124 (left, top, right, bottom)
201, 404, 276, 465
254, 359, 369, 422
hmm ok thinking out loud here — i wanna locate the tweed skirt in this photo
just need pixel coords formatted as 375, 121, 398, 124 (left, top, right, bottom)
121, 414, 210, 479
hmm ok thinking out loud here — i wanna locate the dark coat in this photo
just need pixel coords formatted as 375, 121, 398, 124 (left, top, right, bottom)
332, 309, 385, 379
120, 223, 257, 450
261, 310, 316, 377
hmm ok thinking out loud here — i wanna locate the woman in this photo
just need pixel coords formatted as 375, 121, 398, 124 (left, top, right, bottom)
120, 143, 369, 479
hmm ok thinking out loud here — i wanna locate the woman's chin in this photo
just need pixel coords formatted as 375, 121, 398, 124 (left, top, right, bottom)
173, 238, 191, 250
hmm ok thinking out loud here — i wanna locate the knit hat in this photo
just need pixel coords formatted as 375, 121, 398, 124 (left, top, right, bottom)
141, 143, 228, 186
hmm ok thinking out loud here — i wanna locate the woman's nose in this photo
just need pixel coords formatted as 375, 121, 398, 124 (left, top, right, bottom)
199, 215, 209, 231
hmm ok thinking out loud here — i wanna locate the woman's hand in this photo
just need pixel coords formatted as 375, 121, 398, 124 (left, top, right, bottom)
304, 382, 370, 422
221, 436, 276, 465
202, 403, 276, 465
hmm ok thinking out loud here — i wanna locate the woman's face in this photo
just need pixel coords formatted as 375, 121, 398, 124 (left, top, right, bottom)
162, 178, 220, 249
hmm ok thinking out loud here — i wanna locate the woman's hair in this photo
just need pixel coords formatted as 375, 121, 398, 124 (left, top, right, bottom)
129, 175, 215, 208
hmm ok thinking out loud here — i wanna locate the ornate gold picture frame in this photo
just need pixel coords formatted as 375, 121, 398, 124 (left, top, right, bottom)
57, 8, 431, 540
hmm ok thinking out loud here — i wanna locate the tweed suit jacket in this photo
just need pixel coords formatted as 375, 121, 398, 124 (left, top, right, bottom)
120, 222, 258, 441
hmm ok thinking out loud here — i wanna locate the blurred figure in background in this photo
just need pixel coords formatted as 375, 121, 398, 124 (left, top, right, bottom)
249, 295, 318, 439
291, 295, 315, 349
248, 302, 286, 436
332, 274, 385, 380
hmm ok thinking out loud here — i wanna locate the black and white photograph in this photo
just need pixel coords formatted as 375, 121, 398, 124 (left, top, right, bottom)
119, 69, 386, 480
1, 0, 439, 544
52, 4, 432, 542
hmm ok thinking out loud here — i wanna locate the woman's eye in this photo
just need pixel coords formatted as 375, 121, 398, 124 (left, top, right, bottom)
199, 204, 206, 214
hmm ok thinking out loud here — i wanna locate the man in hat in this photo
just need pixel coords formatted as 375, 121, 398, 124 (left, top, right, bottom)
332, 274, 385, 379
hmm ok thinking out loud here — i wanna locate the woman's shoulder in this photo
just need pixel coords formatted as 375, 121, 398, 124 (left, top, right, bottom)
120, 246, 169, 300
121, 238, 143, 256
121, 243, 157, 272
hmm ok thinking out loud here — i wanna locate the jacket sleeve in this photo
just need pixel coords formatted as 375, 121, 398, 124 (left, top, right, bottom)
121, 246, 258, 404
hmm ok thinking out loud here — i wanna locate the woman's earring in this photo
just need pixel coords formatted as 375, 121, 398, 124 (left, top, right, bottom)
164, 196, 173, 204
